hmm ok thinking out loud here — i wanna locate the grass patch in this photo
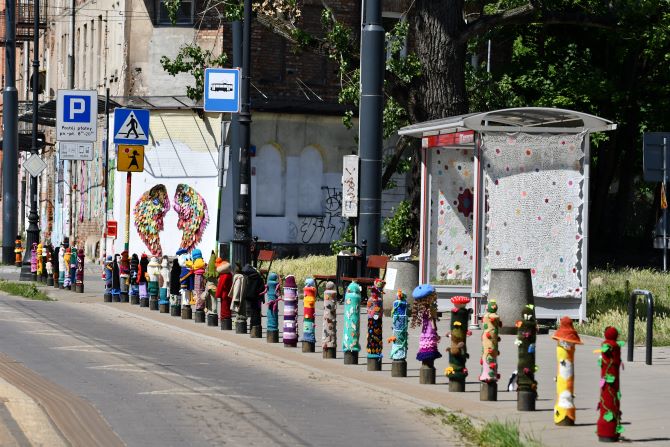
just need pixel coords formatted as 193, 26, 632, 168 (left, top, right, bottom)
271, 255, 337, 291
0, 280, 51, 301
581, 268, 670, 346
420, 407, 542, 447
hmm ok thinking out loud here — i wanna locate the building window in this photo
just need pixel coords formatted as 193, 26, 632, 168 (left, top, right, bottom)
155, 0, 194, 25
255, 145, 285, 217
298, 147, 324, 216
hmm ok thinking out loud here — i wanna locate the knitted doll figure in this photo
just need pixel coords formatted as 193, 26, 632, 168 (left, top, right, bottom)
75, 249, 85, 290
111, 254, 121, 300
597, 326, 624, 442
41, 244, 48, 281
191, 249, 207, 311
342, 282, 362, 355
138, 254, 149, 306
119, 251, 130, 301
159, 256, 170, 309
104, 256, 113, 298
177, 249, 192, 307
388, 289, 408, 361
215, 259, 233, 326
480, 299, 502, 384
366, 279, 385, 363
147, 256, 161, 308
282, 275, 299, 347
302, 278, 317, 346
321, 281, 338, 355
242, 264, 266, 336
266, 272, 280, 336
205, 250, 218, 320
45, 245, 53, 281
30, 243, 38, 274
411, 284, 442, 362
36, 243, 43, 276
52, 245, 60, 287
552, 316, 583, 426
58, 245, 66, 287
14, 236, 22, 267
62, 248, 71, 288
69, 247, 77, 288
169, 258, 182, 314
129, 254, 140, 302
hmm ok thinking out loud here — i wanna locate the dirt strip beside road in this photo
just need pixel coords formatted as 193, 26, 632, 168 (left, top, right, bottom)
0, 352, 125, 447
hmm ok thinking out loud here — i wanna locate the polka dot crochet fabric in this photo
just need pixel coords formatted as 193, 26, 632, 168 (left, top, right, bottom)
482, 132, 586, 298
430, 148, 475, 283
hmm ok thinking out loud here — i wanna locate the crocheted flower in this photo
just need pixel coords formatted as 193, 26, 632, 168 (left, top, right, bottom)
457, 188, 473, 217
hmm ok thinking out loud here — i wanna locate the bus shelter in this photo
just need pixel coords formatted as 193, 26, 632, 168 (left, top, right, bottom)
398, 108, 616, 321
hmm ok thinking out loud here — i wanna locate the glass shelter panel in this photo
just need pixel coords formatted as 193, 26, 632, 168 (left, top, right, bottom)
428, 146, 475, 285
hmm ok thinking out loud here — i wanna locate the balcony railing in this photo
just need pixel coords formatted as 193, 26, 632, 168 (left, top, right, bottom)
0, 0, 48, 45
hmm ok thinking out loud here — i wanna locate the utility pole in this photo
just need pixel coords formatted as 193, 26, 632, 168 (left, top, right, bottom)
20, 0, 41, 279
231, 0, 252, 271
358, 0, 384, 257
103, 88, 110, 260
1, 0, 19, 264
63, 0, 75, 243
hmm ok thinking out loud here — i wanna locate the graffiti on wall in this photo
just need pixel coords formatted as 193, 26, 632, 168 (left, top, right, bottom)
173, 183, 209, 252
298, 186, 346, 243
134, 184, 170, 256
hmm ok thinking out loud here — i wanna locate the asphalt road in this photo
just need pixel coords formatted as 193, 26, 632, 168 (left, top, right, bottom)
0, 293, 454, 446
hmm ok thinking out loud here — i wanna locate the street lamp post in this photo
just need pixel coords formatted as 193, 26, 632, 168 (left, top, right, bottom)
2, 0, 19, 265
231, 0, 253, 271
20, 0, 41, 280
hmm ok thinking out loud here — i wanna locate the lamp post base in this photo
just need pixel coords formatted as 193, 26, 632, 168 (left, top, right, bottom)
367, 358, 382, 371
480, 382, 497, 401
420, 360, 436, 385
267, 330, 279, 343
391, 360, 407, 377
343, 351, 358, 365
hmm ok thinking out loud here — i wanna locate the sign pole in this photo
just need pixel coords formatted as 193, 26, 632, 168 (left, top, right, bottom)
124, 172, 131, 252
664, 137, 667, 272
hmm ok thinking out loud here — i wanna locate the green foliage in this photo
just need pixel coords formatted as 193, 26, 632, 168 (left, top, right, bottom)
420, 408, 543, 447
330, 223, 354, 255
0, 280, 51, 301
160, 44, 227, 102
580, 268, 670, 346
382, 200, 414, 250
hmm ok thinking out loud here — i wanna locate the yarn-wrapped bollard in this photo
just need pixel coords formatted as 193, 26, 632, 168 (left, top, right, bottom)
342, 282, 362, 365
388, 290, 409, 377
266, 273, 280, 343
366, 279, 385, 371
553, 316, 583, 426
446, 295, 471, 392
480, 299, 502, 401
302, 278, 317, 352
282, 275, 299, 347
597, 326, 624, 442
103, 256, 113, 302
321, 281, 338, 359
516, 304, 538, 411
75, 249, 85, 293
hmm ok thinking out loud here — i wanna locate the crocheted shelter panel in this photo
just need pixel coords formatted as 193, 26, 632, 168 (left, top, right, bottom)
429, 147, 475, 283
481, 132, 585, 298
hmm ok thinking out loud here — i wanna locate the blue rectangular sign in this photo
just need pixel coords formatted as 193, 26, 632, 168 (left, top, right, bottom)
204, 68, 241, 113
113, 108, 150, 145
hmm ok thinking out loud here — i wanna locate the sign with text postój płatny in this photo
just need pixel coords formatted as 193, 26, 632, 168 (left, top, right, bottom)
117, 145, 144, 172
56, 89, 98, 142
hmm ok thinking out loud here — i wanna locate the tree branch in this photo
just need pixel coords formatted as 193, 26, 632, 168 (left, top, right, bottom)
255, 12, 331, 57
382, 136, 412, 190
460, 2, 538, 44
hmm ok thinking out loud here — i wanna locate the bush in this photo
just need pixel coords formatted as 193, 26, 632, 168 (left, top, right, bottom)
382, 199, 414, 250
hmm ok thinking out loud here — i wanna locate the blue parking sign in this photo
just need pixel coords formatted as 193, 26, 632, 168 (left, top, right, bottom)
204, 68, 240, 113
56, 89, 98, 142
63, 95, 91, 122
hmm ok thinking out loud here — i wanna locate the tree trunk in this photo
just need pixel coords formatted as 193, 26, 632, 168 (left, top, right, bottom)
408, 0, 469, 122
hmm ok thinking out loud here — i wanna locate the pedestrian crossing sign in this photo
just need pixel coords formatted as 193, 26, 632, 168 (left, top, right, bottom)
117, 145, 145, 172
113, 108, 150, 145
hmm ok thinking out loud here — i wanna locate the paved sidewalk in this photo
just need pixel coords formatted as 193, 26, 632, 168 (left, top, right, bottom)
2, 264, 669, 446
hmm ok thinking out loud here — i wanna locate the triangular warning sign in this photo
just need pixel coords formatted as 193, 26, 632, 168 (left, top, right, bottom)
115, 111, 146, 141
